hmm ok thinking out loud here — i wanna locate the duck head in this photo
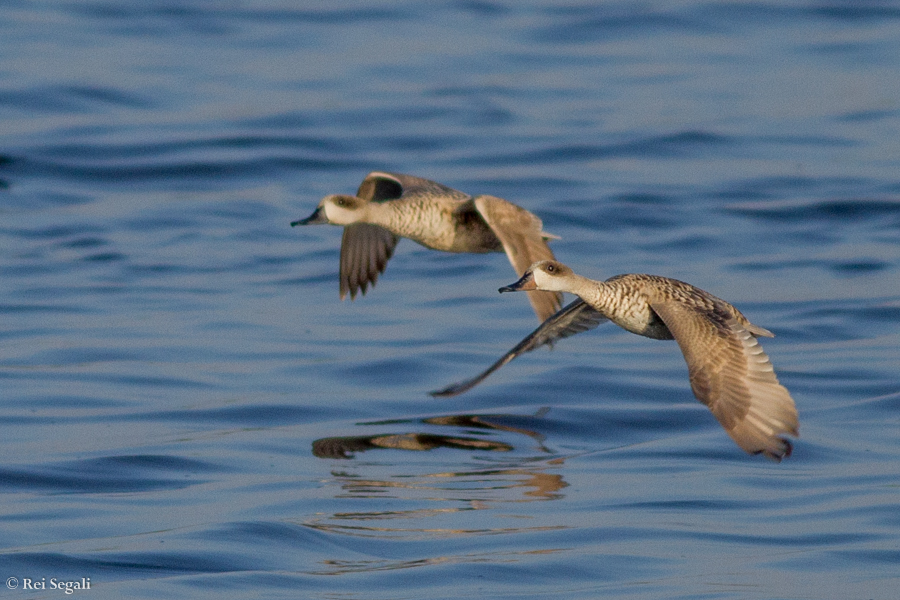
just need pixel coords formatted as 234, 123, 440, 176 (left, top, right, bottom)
291, 194, 368, 227
499, 260, 574, 294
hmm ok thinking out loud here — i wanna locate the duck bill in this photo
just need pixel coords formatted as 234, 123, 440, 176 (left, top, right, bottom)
291, 206, 326, 226
499, 272, 536, 293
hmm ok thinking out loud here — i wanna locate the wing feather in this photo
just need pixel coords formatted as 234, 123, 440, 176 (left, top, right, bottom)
474, 195, 562, 321
363, 171, 469, 202
650, 301, 798, 461
339, 223, 399, 300
431, 299, 607, 397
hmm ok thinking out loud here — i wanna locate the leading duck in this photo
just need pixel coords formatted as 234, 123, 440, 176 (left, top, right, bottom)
292, 172, 562, 322
432, 260, 799, 461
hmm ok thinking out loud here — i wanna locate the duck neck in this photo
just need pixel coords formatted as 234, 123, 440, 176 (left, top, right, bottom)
566, 274, 609, 308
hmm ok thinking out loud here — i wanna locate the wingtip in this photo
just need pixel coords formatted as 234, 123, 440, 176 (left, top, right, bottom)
429, 383, 464, 398
340, 280, 373, 301
759, 438, 793, 462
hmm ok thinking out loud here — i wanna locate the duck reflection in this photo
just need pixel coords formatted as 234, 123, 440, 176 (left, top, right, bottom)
312, 412, 549, 459
312, 432, 513, 459
309, 412, 567, 504
304, 412, 569, 548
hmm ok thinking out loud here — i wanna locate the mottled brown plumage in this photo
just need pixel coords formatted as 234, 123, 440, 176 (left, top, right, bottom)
432, 260, 799, 461
292, 171, 561, 321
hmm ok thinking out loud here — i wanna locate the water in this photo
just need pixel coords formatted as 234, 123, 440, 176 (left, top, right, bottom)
1, 1, 899, 598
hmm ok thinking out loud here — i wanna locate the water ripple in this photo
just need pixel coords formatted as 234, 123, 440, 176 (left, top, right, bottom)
0, 455, 225, 493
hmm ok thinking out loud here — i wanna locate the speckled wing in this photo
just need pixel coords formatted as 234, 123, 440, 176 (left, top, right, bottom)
339, 223, 399, 300
431, 299, 608, 397
473, 195, 563, 322
361, 171, 470, 202
650, 301, 799, 461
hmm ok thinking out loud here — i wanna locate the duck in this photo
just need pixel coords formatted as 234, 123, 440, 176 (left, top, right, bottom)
431, 259, 799, 461
292, 171, 562, 322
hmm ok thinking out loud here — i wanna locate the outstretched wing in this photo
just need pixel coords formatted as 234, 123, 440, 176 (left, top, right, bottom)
651, 300, 798, 461
474, 195, 562, 322
431, 299, 608, 397
339, 223, 399, 300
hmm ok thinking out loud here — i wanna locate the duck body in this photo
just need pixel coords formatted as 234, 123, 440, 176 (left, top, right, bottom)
560, 272, 772, 341
293, 172, 562, 321
338, 188, 505, 254
437, 260, 798, 461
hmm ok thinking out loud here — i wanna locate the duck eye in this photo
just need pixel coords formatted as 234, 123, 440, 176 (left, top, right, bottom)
547, 264, 555, 273
336, 198, 345, 207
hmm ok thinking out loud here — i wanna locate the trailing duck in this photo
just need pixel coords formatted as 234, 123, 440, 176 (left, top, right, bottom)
293, 171, 562, 321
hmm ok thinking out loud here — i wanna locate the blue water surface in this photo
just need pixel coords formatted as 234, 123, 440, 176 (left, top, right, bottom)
1, 1, 899, 599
